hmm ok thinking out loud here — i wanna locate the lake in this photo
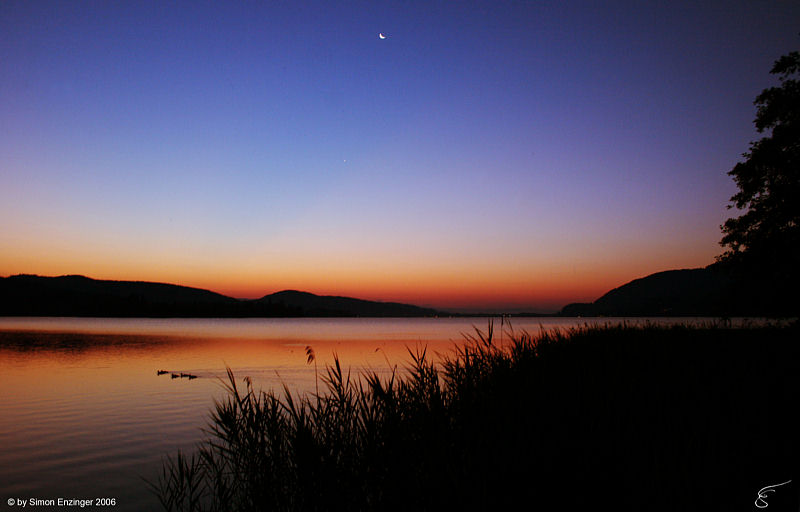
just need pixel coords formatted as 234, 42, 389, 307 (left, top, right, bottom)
0, 316, 729, 510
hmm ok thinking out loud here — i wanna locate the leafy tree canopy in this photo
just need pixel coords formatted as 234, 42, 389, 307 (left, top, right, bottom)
719, 50, 800, 270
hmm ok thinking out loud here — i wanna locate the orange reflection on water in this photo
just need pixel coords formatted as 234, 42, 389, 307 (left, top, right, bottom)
0, 325, 466, 510
0, 318, 478, 406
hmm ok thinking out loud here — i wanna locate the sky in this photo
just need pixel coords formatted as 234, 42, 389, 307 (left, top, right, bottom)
1, 1, 799, 312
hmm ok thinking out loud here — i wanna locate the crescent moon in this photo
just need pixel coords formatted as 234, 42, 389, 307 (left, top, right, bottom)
378, 33, 386, 39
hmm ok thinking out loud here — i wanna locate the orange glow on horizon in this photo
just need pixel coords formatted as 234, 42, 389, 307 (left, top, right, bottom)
0, 262, 688, 312
0, 232, 719, 311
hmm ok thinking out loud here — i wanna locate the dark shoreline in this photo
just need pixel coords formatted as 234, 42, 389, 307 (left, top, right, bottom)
4, 271, 798, 318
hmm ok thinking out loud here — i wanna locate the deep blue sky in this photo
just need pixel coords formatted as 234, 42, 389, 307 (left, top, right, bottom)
2, 1, 799, 311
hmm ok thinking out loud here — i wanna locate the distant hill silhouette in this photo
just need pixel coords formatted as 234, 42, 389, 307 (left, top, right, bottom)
258, 290, 438, 317
560, 268, 733, 316
559, 264, 794, 317
0, 275, 438, 318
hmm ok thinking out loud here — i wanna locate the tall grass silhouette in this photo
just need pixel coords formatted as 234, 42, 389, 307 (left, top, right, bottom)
152, 321, 800, 511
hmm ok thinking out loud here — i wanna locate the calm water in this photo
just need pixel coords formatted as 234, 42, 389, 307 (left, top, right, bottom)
0, 316, 727, 510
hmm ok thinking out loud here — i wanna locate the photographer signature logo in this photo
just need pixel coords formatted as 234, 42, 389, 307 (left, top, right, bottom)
755, 480, 792, 509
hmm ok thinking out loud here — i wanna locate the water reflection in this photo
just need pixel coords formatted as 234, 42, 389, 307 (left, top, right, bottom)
0, 316, 735, 511
0, 331, 167, 354
0, 319, 490, 511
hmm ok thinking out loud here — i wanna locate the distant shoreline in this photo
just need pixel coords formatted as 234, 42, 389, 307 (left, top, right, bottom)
3, 267, 797, 318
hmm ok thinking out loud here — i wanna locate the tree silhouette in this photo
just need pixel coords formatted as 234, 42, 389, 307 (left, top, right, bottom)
718, 50, 799, 313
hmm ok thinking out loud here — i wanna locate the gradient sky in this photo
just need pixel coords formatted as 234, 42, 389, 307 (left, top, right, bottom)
2, 1, 799, 312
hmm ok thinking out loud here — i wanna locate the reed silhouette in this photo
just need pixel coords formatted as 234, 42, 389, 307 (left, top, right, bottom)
151, 322, 800, 511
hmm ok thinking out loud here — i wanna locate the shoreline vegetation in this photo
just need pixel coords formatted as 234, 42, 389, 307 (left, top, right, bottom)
153, 321, 799, 511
